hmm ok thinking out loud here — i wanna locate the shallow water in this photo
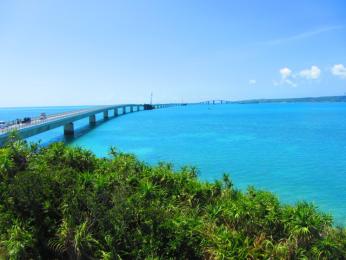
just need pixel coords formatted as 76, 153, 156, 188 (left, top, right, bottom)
2, 103, 346, 225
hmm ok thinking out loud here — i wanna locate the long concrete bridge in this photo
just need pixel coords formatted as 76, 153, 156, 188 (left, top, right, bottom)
0, 103, 178, 146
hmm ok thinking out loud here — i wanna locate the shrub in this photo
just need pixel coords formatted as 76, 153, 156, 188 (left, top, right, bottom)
0, 140, 345, 258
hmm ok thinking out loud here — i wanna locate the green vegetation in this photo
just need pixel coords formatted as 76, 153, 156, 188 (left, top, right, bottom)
0, 136, 346, 259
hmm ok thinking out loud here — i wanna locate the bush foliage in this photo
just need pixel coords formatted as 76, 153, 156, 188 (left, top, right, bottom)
0, 138, 345, 259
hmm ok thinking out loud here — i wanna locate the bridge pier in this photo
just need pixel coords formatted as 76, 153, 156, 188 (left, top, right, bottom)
123, 107, 126, 114
130, 106, 133, 113
114, 108, 118, 117
103, 110, 109, 120
64, 122, 74, 136
89, 115, 96, 125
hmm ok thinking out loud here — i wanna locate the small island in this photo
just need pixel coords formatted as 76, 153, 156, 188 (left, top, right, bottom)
232, 95, 346, 104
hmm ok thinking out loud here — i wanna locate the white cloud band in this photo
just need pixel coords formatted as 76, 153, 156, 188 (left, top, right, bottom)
299, 66, 321, 80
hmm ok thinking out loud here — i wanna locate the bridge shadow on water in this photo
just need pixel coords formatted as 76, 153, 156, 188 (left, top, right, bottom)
29, 108, 148, 147
35, 115, 125, 147
63, 124, 97, 145
63, 116, 120, 145
27, 106, 167, 147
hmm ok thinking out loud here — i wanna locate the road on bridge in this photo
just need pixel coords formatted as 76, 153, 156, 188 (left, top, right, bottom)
0, 106, 113, 135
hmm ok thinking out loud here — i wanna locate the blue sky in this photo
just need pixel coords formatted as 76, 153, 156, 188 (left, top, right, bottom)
0, 0, 345, 106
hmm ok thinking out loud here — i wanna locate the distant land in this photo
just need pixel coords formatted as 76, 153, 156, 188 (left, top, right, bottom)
233, 95, 346, 104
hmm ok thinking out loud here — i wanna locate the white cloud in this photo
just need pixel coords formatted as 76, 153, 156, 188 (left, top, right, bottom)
280, 67, 292, 79
249, 79, 256, 85
299, 66, 321, 79
275, 67, 297, 87
331, 64, 346, 79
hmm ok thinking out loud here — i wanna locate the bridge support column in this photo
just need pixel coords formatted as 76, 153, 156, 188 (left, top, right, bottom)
114, 108, 118, 117
64, 122, 74, 136
130, 106, 133, 113
137, 105, 140, 111
103, 110, 109, 120
123, 107, 126, 114
89, 115, 96, 125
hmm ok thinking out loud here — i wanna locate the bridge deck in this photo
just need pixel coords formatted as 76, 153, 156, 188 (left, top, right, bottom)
0, 104, 149, 145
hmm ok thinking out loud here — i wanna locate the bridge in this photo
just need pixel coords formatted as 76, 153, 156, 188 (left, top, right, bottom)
200, 100, 232, 104
0, 103, 178, 146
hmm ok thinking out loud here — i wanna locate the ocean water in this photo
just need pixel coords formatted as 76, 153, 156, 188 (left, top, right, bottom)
1, 103, 346, 225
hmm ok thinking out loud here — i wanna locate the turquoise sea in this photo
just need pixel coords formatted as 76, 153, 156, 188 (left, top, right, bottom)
1, 103, 346, 225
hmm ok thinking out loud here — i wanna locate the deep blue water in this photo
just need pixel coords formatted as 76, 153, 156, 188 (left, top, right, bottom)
1, 103, 346, 226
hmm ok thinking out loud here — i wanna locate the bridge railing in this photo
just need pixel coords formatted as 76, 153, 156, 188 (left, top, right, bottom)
0, 106, 112, 135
